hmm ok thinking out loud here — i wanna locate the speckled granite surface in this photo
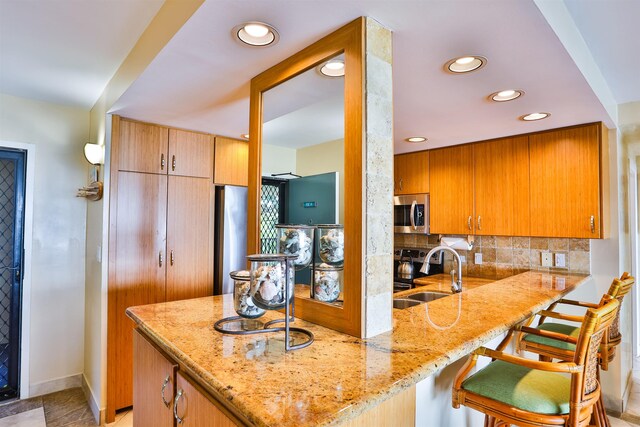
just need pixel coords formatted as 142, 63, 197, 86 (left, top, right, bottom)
409, 273, 496, 294
127, 271, 588, 427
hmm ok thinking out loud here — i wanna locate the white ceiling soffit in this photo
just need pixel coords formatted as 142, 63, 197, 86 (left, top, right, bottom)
111, 0, 612, 154
563, 0, 640, 105
0, 0, 163, 109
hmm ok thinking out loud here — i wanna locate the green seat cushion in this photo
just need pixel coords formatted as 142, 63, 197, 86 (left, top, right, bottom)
462, 360, 571, 414
523, 322, 581, 351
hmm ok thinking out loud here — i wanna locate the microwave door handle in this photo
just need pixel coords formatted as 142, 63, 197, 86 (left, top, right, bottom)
410, 200, 417, 230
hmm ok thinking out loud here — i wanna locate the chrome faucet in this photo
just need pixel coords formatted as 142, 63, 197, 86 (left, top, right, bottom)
421, 245, 463, 293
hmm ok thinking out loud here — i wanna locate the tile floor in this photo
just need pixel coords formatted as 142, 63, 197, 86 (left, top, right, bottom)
0, 382, 637, 426
0, 387, 110, 427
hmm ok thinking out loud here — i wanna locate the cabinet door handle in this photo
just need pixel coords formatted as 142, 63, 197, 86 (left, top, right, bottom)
161, 375, 171, 407
161, 154, 165, 170
477, 215, 482, 230
399, 178, 403, 191
159, 251, 163, 268
170, 250, 174, 266
590, 215, 595, 233
467, 215, 472, 230
172, 155, 176, 171
174, 389, 184, 424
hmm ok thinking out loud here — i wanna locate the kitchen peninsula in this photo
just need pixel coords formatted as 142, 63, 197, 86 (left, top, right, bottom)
127, 271, 589, 426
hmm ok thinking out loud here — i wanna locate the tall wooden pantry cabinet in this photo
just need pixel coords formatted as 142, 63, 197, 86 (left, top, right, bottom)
107, 116, 215, 420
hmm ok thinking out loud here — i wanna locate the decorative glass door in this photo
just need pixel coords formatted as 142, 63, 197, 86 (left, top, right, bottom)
0, 148, 26, 400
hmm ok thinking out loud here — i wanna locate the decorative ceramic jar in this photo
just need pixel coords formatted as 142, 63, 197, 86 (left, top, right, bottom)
231, 270, 265, 319
248, 254, 295, 310
312, 263, 343, 303
317, 224, 344, 265
276, 225, 315, 270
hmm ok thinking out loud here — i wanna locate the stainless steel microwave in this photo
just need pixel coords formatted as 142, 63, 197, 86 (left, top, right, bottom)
394, 194, 429, 234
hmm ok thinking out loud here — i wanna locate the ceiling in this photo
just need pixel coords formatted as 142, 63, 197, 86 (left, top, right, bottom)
0, 0, 163, 108
564, 0, 640, 105
1, 1, 636, 154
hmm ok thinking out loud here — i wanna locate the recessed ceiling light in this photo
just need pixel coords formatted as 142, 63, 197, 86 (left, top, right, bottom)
489, 89, 524, 102
241, 134, 249, 139
233, 22, 279, 47
405, 137, 427, 143
445, 55, 487, 73
520, 112, 551, 121
319, 59, 345, 77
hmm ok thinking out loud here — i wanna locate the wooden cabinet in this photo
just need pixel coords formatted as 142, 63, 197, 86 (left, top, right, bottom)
133, 330, 176, 427
473, 136, 530, 236
429, 144, 474, 234
175, 372, 237, 427
214, 136, 248, 186
132, 329, 240, 427
108, 116, 215, 420
169, 129, 213, 179
529, 124, 602, 238
166, 176, 214, 302
113, 172, 167, 409
429, 124, 603, 238
118, 120, 169, 174
394, 151, 429, 195
118, 119, 214, 178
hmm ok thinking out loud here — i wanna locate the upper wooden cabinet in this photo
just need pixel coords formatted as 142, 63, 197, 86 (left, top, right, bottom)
168, 129, 214, 179
118, 119, 168, 174
529, 123, 603, 238
394, 151, 429, 195
428, 123, 604, 238
473, 136, 530, 236
429, 144, 474, 235
214, 136, 248, 186
118, 119, 213, 178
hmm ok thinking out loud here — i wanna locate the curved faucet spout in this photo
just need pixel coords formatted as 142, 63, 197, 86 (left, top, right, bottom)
421, 245, 463, 293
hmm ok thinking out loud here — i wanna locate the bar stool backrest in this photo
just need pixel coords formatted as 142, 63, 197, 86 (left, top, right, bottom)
573, 296, 620, 405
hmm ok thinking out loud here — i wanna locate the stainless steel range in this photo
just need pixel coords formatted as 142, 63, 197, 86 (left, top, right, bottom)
393, 247, 444, 293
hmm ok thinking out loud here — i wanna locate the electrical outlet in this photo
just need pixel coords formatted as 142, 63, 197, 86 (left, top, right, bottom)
555, 253, 566, 268
474, 253, 483, 265
460, 255, 466, 263
541, 252, 553, 267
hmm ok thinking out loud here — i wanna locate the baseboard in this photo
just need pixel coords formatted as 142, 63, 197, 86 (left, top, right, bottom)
622, 370, 634, 412
81, 374, 105, 425
29, 373, 82, 398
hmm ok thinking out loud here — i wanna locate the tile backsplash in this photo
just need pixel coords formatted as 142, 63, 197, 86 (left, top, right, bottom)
394, 234, 590, 279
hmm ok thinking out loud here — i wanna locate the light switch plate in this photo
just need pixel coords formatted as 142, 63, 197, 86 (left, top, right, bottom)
460, 255, 466, 263
555, 253, 566, 268
96, 245, 102, 263
541, 252, 553, 267
474, 253, 483, 265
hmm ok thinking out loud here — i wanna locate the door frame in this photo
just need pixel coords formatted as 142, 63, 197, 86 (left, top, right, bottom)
0, 140, 35, 399
630, 157, 640, 367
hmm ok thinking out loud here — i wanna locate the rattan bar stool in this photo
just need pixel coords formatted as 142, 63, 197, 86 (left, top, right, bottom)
516, 273, 634, 426
453, 296, 620, 427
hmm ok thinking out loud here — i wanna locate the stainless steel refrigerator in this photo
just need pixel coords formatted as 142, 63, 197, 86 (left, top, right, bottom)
214, 185, 248, 295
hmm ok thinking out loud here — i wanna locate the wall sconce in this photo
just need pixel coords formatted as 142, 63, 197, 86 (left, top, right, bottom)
77, 142, 104, 201
83, 142, 104, 165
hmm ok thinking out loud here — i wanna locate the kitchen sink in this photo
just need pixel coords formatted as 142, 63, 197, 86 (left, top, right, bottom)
406, 292, 449, 303
392, 298, 423, 309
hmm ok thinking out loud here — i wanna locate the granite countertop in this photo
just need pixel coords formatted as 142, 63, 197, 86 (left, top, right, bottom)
127, 271, 589, 427
397, 273, 496, 297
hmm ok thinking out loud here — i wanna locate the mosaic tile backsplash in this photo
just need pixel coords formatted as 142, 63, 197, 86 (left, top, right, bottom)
394, 234, 591, 279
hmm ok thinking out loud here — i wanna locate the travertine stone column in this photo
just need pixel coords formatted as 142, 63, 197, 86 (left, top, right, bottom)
362, 18, 393, 338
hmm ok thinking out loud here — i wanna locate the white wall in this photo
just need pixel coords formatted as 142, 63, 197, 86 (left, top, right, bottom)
0, 93, 88, 395
296, 138, 345, 224
83, 93, 109, 419
262, 143, 296, 176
